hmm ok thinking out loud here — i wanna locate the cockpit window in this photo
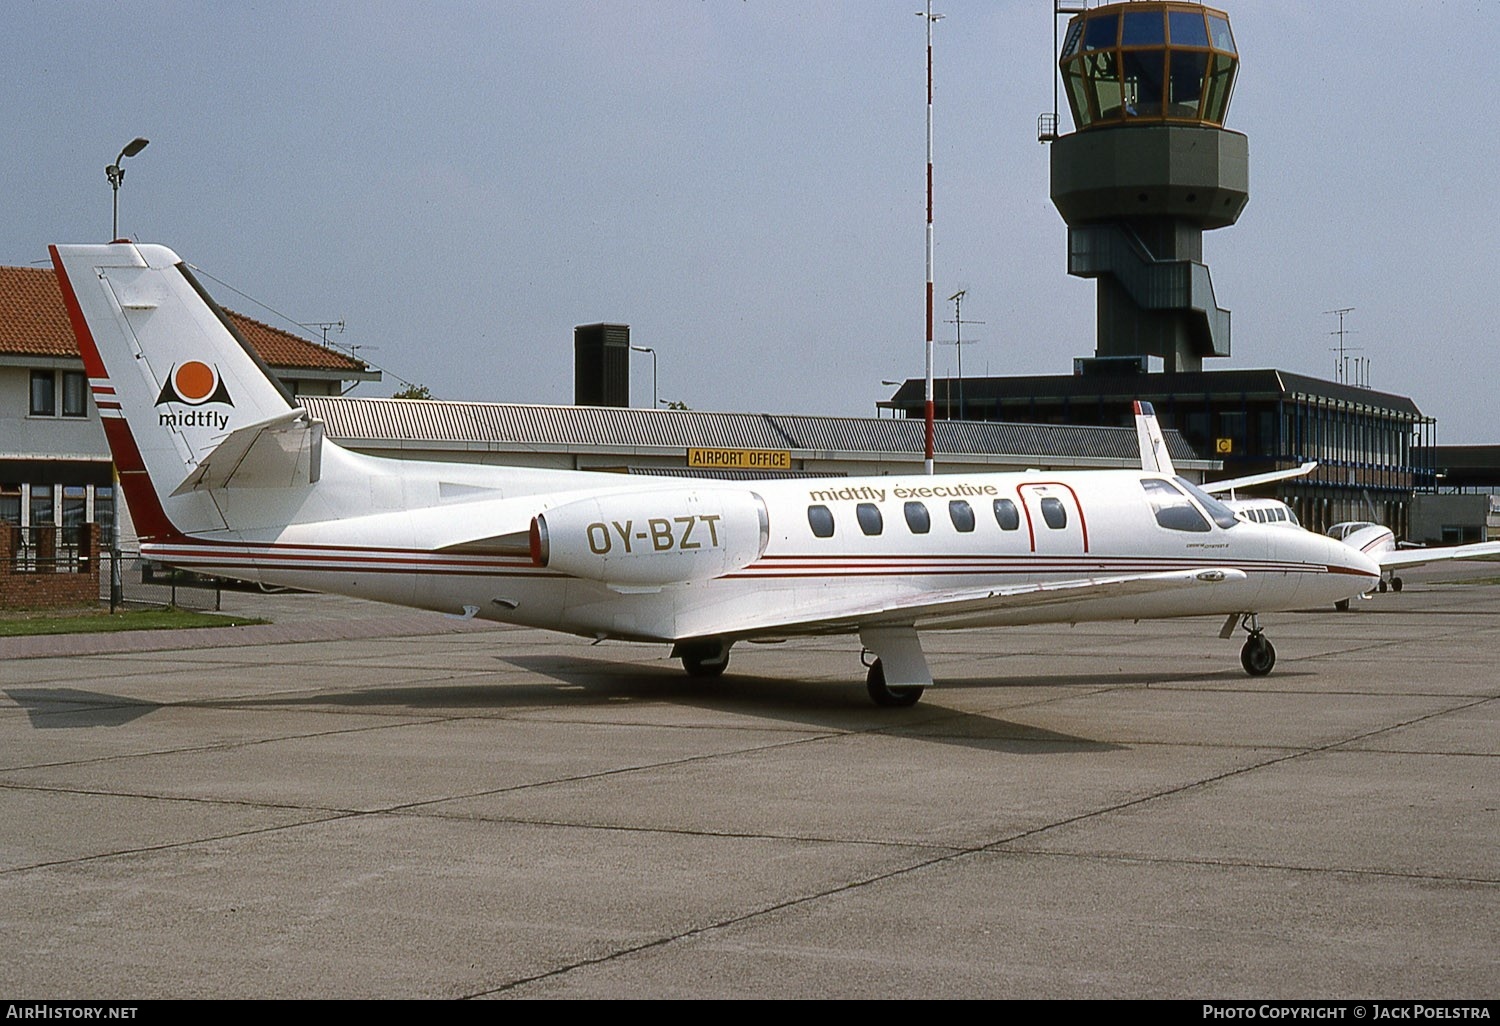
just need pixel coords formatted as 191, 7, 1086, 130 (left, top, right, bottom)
1142, 478, 1210, 532
1173, 476, 1240, 529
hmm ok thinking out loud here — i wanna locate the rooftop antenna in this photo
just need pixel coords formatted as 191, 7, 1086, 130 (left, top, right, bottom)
300, 320, 346, 347
918, 1, 943, 474
1324, 307, 1363, 384
942, 289, 984, 420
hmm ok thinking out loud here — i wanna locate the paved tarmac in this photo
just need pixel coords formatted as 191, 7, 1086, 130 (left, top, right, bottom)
1, 564, 1496, 999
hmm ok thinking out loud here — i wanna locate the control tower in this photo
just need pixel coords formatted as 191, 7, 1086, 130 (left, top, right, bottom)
1049, 1, 1247, 372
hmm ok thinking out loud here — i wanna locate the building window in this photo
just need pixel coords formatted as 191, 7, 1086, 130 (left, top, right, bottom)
95, 485, 115, 540
30, 370, 56, 416
30, 484, 55, 527
993, 498, 1021, 531
904, 501, 931, 534
0, 485, 20, 525
62, 486, 87, 545
948, 500, 975, 533
856, 503, 883, 536
62, 371, 89, 417
807, 505, 835, 539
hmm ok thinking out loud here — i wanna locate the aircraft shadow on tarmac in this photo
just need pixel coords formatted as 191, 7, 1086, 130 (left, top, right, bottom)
4, 662, 1158, 754
5, 688, 162, 729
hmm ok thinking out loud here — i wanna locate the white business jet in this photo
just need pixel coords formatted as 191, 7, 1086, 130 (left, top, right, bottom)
51, 242, 1380, 705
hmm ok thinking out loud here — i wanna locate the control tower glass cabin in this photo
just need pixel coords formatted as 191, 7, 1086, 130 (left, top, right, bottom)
1060, 2, 1238, 130
1051, 2, 1248, 372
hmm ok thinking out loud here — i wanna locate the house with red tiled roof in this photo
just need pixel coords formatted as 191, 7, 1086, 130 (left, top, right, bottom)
1, 264, 378, 559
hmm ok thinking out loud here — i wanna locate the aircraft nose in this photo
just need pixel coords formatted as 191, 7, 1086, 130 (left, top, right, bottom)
1322, 534, 1381, 594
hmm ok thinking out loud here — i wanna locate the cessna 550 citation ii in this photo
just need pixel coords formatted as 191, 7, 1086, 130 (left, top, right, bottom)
51, 242, 1382, 706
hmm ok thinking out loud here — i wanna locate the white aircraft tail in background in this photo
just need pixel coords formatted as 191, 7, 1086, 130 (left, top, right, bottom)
52, 242, 1382, 705
1133, 390, 1500, 609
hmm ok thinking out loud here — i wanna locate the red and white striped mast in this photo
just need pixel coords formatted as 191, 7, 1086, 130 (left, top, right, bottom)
920, 2, 943, 475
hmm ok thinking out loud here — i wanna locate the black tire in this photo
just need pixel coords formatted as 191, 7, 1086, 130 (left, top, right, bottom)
680, 643, 729, 678
1240, 635, 1276, 677
866, 659, 924, 707
1391, 576, 1403, 593
1335, 599, 1350, 612
1377, 579, 1388, 594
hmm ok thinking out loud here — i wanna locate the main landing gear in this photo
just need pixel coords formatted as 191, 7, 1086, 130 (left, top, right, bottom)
1338, 575, 1402, 610
673, 639, 731, 678
865, 658, 925, 707
859, 625, 932, 707
1222, 613, 1276, 677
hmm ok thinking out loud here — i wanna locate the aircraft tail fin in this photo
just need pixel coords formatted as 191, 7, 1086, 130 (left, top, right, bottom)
50, 242, 302, 538
1133, 401, 1176, 476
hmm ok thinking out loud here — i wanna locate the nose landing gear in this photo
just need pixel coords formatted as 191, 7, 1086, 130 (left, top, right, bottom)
1223, 613, 1277, 677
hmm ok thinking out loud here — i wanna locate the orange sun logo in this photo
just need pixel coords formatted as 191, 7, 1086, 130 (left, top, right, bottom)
156, 361, 233, 407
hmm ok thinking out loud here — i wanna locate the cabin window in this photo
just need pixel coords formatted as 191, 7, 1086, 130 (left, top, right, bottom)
856, 503, 883, 536
1040, 497, 1068, 530
948, 500, 975, 533
1141, 478, 1210, 532
904, 501, 931, 534
993, 498, 1020, 531
807, 504, 835, 538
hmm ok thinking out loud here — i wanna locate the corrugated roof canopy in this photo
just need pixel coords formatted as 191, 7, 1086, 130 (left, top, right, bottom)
301, 396, 1203, 464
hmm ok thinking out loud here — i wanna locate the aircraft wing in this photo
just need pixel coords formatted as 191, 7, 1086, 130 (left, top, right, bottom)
702, 566, 1249, 639
1376, 540, 1500, 571
1201, 462, 1318, 496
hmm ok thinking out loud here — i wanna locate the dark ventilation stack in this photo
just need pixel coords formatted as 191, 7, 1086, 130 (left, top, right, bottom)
1050, 1, 1247, 372
574, 323, 630, 407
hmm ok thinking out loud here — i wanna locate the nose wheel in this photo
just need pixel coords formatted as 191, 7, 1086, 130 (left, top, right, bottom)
1240, 632, 1276, 676
1226, 613, 1276, 676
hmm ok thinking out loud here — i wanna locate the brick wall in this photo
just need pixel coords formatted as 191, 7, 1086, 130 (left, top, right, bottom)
0, 523, 100, 610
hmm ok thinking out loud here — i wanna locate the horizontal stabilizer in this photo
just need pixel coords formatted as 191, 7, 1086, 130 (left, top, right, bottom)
171, 408, 324, 495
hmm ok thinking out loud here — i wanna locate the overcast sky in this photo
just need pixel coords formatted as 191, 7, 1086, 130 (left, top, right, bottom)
5, 1, 1496, 441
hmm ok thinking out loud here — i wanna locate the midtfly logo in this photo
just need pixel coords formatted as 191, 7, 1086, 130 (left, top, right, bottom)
157, 361, 232, 430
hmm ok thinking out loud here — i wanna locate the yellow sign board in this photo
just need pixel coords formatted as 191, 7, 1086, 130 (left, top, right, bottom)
687, 447, 792, 471
1215, 438, 1233, 454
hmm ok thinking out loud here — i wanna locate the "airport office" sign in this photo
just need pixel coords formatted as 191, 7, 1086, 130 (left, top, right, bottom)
686, 447, 792, 471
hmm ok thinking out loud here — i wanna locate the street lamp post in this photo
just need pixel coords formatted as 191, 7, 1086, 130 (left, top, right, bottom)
630, 345, 657, 410
102, 136, 147, 610
105, 137, 150, 240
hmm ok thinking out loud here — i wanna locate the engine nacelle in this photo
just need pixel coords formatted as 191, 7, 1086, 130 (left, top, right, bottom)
531, 488, 770, 587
